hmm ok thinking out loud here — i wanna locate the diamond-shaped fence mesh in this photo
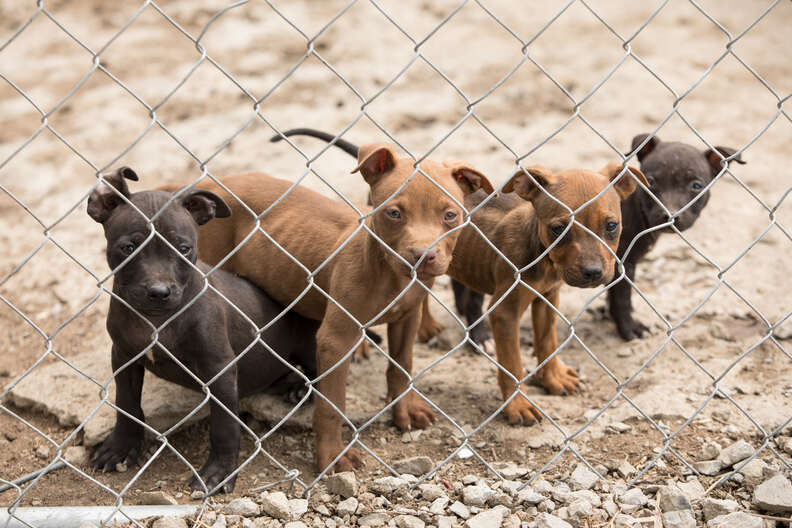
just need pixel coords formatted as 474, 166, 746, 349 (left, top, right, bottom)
1, 0, 790, 526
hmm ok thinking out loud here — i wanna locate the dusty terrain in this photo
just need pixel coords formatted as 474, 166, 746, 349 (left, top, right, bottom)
0, 0, 790, 512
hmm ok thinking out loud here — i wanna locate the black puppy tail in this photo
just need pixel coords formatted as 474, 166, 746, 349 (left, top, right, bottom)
270, 128, 360, 158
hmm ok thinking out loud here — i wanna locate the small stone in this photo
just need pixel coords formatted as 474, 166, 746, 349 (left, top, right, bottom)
538, 499, 555, 513
778, 436, 792, 455
313, 504, 331, 516
401, 430, 421, 442
224, 498, 260, 517
358, 513, 390, 527
602, 499, 617, 517
517, 487, 545, 505
662, 510, 696, 528
418, 483, 445, 501
336, 497, 358, 516
551, 482, 571, 503
497, 464, 529, 480
677, 479, 705, 501
612, 514, 635, 527
369, 476, 408, 495
210, 515, 226, 528
63, 446, 90, 466
567, 498, 592, 518
535, 512, 572, 528
326, 472, 357, 498
707, 512, 764, 528
617, 460, 636, 478
393, 456, 434, 476
700, 498, 739, 521
394, 515, 424, 528
568, 490, 600, 507
139, 490, 178, 506
35, 445, 51, 460
261, 491, 292, 520
462, 484, 494, 507
430, 496, 450, 514
656, 486, 691, 513
289, 499, 308, 520
449, 501, 471, 519
724, 425, 740, 439
717, 440, 754, 468
115, 462, 128, 473
151, 517, 188, 528
609, 422, 632, 433
693, 460, 723, 476
533, 479, 554, 494
753, 474, 792, 513
568, 465, 598, 490
619, 488, 648, 506
190, 490, 204, 500
437, 517, 454, 528
738, 458, 766, 485
285, 522, 308, 528
701, 441, 722, 460
462, 474, 479, 485
465, 508, 506, 528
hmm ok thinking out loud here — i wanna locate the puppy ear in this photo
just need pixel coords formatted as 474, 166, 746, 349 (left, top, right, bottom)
351, 143, 397, 186
704, 146, 746, 177
447, 163, 495, 195
600, 162, 648, 200
502, 165, 555, 201
87, 166, 138, 223
630, 134, 660, 162
181, 190, 232, 225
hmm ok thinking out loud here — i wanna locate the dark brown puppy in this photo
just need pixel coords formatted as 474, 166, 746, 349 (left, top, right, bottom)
608, 134, 745, 340
159, 145, 493, 472
90, 168, 317, 494
271, 129, 645, 424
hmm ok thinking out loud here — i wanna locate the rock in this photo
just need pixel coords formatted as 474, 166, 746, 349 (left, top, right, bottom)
289, 498, 308, 520
336, 497, 358, 516
358, 513, 391, 527
609, 422, 632, 433
707, 512, 764, 528
569, 490, 600, 507
63, 446, 90, 466
369, 476, 408, 495
619, 488, 648, 506
753, 474, 792, 513
535, 512, 572, 528
676, 479, 705, 501
223, 498, 259, 517
612, 514, 635, 527
138, 490, 178, 506
738, 458, 766, 485
662, 510, 696, 528
533, 480, 554, 494
569, 465, 598, 490
261, 491, 292, 520
778, 436, 792, 455
496, 463, 529, 480
418, 483, 445, 501
326, 472, 358, 498
693, 460, 723, 476
393, 456, 434, 476
517, 487, 545, 505
284, 522, 308, 528
394, 515, 424, 528
602, 499, 617, 517
717, 440, 754, 468
538, 499, 555, 513
465, 508, 506, 528
449, 501, 471, 519
567, 498, 592, 518
617, 460, 636, 478
437, 517, 454, 528
701, 441, 722, 460
462, 484, 494, 507
700, 498, 739, 521
551, 483, 571, 503
151, 517, 188, 528
656, 486, 691, 513
190, 490, 204, 500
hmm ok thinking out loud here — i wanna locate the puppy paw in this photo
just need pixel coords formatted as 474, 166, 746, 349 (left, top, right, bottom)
393, 393, 436, 431
417, 318, 446, 343
468, 323, 492, 349
92, 429, 142, 472
190, 456, 237, 495
317, 446, 365, 474
539, 358, 580, 395
352, 341, 370, 363
503, 391, 542, 425
616, 317, 650, 341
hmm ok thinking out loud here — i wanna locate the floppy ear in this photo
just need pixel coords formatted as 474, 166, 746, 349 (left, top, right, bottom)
600, 162, 649, 200
447, 164, 495, 195
501, 165, 555, 202
351, 143, 397, 186
87, 166, 138, 223
630, 134, 661, 162
181, 190, 232, 225
704, 146, 746, 177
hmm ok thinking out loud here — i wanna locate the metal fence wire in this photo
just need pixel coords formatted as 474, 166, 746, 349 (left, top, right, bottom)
1, 0, 790, 526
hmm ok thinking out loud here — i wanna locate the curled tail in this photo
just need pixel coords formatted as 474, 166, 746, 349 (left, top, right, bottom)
270, 128, 360, 158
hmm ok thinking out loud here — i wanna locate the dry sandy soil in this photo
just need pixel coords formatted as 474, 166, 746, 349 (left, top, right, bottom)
0, 0, 790, 509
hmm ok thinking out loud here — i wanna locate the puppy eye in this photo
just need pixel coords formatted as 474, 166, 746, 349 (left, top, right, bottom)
444, 211, 458, 222
605, 221, 619, 233
385, 209, 401, 220
691, 181, 703, 191
550, 224, 566, 237
121, 243, 136, 256
178, 245, 191, 255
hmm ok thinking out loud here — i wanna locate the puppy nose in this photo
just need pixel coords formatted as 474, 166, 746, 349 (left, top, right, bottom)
147, 284, 171, 301
581, 265, 603, 282
409, 247, 437, 266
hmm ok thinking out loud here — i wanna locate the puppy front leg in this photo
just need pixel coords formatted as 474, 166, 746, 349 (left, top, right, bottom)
532, 287, 579, 395
488, 287, 541, 425
387, 306, 436, 430
607, 260, 649, 340
93, 345, 145, 471
452, 279, 490, 347
314, 309, 364, 473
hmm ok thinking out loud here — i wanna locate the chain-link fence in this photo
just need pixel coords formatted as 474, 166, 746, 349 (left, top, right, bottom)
1, 0, 790, 526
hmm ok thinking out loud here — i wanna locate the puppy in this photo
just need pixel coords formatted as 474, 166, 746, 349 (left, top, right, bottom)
89, 168, 317, 494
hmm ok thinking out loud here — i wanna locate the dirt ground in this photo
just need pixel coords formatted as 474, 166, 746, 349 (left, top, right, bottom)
1, 0, 790, 509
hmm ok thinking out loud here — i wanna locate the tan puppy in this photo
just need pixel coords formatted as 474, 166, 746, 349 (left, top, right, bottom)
162, 144, 493, 472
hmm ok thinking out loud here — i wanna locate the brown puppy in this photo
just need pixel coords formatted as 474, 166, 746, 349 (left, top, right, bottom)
161, 144, 493, 472
442, 163, 647, 423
